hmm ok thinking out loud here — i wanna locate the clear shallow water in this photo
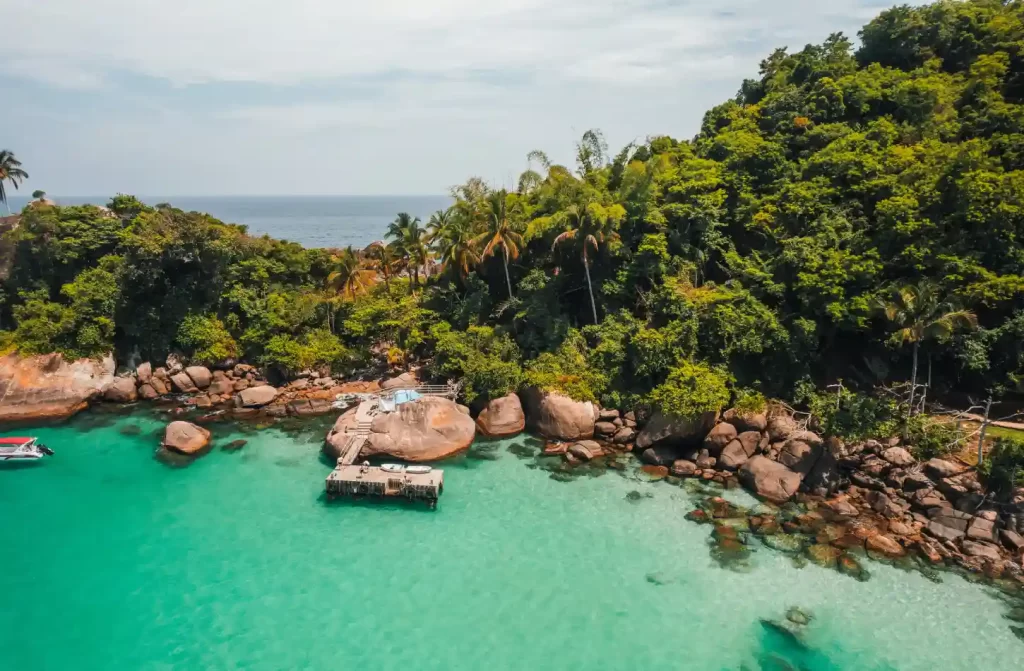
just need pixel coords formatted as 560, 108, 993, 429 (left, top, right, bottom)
1, 409, 1021, 670
3, 195, 452, 249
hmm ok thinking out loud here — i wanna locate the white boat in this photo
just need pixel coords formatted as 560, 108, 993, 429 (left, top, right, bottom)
380, 463, 405, 473
406, 465, 432, 474
0, 437, 54, 461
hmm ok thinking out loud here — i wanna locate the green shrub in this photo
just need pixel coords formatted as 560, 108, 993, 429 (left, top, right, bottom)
979, 437, 1024, 498
733, 388, 768, 414
524, 330, 608, 402
649, 360, 731, 420
429, 322, 523, 403
905, 416, 961, 460
795, 381, 899, 440
260, 329, 348, 374
177, 314, 239, 365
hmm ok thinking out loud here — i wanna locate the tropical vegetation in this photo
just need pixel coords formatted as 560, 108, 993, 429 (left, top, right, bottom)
2, 0, 1024, 431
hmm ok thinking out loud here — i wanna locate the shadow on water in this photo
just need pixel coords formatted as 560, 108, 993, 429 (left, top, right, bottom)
317, 489, 439, 514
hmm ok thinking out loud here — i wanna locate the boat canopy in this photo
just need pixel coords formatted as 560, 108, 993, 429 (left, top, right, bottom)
0, 437, 35, 446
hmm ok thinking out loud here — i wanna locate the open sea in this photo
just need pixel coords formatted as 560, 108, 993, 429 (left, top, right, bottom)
2, 408, 1023, 670
3, 195, 453, 249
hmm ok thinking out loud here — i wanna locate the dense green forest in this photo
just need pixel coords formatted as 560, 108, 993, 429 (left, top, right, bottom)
2, 0, 1024, 422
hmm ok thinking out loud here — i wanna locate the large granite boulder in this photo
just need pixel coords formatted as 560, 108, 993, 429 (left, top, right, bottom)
184, 366, 212, 390
738, 456, 802, 502
162, 421, 211, 455
520, 388, 596, 440
703, 421, 738, 456
0, 352, 115, 422
475, 393, 526, 438
324, 396, 475, 462
381, 371, 418, 390
777, 434, 823, 474
170, 371, 198, 393
104, 376, 138, 403
136, 362, 152, 384
718, 431, 761, 470
636, 411, 718, 450
238, 385, 278, 407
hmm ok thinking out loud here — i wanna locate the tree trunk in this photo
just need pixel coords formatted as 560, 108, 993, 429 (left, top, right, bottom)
503, 246, 514, 300
583, 252, 598, 324
978, 395, 993, 465
908, 341, 920, 419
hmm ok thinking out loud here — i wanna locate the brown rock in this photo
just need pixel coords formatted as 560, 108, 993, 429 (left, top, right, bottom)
184, 366, 212, 389
967, 516, 998, 543
925, 458, 964, 480
0, 352, 115, 422
881, 446, 915, 467
598, 408, 620, 422
888, 520, 914, 536
670, 459, 697, 477
767, 415, 799, 441
568, 442, 596, 462
594, 421, 617, 435
612, 427, 636, 444
381, 371, 418, 390
695, 449, 717, 470
136, 362, 152, 384
475, 393, 526, 438
149, 376, 169, 395
232, 379, 250, 391
866, 534, 905, 558
738, 456, 802, 503
521, 388, 596, 441
238, 385, 278, 407
208, 379, 234, 395
962, 539, 1003, 561
719, 434, 759, 470
324, 396, 476, 463
641, 445, 681, 466
722, 408, 767, 433
999, 529, 1024, 552
138, 383, 159, 400
703, 422, 738, 456
820, 498, 860, 521
635, 411, 719, 450
170, 372, 198, 393
191, 394, 213, 409
778, 437, 822, 475
162, 421, 211, 455
104, 376, 138, 403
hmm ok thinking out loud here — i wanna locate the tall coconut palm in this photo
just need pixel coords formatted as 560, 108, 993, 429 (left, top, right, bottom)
426, 207, 453, 243
474, 190, 524, 300
0, 150, 29, 215
878, 281, 978, 417
551, 201, 624, 324
386, 212, 429, 290
326, 246, 375, 300
435, 216, 481, 280
367, 241, 397, 293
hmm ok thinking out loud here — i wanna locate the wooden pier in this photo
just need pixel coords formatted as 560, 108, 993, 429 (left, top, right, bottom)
324, 394, 445, 507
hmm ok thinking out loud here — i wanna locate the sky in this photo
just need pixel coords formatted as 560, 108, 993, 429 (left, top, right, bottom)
0, 0, 914, 196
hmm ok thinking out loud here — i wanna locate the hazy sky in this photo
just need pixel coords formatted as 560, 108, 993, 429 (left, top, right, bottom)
0, 0, 910, 196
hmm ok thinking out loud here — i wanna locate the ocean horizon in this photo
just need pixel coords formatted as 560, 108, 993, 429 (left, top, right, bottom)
2, 194, 453, 249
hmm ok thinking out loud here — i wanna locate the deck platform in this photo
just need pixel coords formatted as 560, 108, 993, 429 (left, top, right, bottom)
325, 463, 444, 507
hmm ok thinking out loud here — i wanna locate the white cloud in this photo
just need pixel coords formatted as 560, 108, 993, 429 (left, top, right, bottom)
0, 1, 929, 195
1, 0, 891, 87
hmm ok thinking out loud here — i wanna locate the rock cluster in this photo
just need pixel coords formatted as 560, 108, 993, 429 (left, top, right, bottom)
324, 396, 476, 462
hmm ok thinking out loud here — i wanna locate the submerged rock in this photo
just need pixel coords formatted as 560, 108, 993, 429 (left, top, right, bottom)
223, 439, 248, 452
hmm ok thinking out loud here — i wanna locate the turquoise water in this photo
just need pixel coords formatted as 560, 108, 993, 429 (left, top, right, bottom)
1, 409, 1021, 670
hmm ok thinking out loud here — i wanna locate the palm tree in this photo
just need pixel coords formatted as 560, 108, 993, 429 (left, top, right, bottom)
326, 246, 375, 300
367, 241, 397, 293
435, 216, 481, 280
426, 207, 453, 243
386, 213, 429, 290
0, 150, 29, 215
878, 281, 978, 418
474, 190, 524, 300
551, 201, 624, 324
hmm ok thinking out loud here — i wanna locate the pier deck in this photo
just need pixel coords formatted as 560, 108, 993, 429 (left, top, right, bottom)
324, 393, 445, 507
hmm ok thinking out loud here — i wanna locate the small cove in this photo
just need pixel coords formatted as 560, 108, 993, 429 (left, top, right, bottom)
1, 408, 1021, 670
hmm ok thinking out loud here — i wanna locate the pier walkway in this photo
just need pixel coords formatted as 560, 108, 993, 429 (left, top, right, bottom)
325, 385, 450, 507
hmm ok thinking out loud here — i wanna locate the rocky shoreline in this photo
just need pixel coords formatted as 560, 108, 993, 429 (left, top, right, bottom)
3, 351, 1023, 603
